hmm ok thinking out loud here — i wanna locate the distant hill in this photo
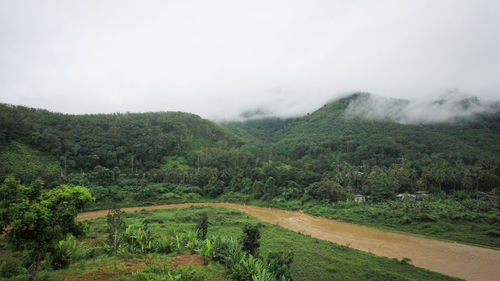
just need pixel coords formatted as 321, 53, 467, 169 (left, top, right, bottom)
1, 94, 499, 193
0, 104, 244, 180
224, 93, 500, 166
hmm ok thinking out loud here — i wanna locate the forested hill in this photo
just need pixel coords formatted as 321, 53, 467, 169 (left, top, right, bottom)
1, 93, 500, 204
0, 104, 246, 184
224, 93, 500, 167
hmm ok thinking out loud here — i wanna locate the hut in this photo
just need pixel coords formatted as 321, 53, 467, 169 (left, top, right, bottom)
353, 194, 365, 203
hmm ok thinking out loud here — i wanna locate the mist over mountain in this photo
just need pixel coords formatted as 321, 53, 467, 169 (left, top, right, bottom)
1, 1, 500, 118
343, 93, 500, 124
230, 92, 500, 125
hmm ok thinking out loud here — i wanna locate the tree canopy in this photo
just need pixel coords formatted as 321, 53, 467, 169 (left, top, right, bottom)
0, 177, 94, 280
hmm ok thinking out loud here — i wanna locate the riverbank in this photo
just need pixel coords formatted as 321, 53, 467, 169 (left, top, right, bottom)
83, 192, 500, 249
78, 202, 500, 281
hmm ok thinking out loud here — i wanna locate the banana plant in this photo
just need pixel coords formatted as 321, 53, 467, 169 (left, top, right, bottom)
136, 227, 152, 254
252, 268, 276, 281
153, 236, 174, 254
123, 225, 152, 253
167, 271, 182, 280
185, 231, 198, 253
174, 233, 184, 254
196, 239, 213, 265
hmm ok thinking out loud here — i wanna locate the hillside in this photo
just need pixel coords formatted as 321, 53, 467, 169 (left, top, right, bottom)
225, 94, 500, 165
1, 97, 499, 248
0, 104, 245, 182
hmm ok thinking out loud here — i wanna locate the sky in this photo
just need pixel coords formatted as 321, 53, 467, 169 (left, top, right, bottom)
0, 0, 499, 120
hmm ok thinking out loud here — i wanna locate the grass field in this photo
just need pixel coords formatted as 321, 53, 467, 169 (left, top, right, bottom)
83, 184, 500, 249
0, 206, 459, 280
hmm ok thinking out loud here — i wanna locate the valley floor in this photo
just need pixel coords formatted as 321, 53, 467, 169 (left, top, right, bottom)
78, 203, 500, 281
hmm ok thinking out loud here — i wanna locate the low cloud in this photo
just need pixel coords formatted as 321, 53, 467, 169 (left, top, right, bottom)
0, 1, 499, 119
344, 92, 500, 124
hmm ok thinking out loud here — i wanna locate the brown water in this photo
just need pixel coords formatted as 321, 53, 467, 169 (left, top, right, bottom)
78, 203, 500, 281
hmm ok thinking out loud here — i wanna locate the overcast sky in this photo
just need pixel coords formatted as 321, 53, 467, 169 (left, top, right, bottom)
0, 0, 499, 120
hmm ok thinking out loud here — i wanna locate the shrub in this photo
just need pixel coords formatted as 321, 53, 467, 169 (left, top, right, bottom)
211, 236, 242, 266
241, 224, 261, 257
196, 239, 213, 265
152, 236, 174, 254
105, 207, 126, 255
124, 225, 152, 253
305, 180, 347, 202
49, 237, 82, 270
0, 258, 24, 278
185, 231, 199, 254
230, 253, 264, 281
196, 212, 209, 240
265, 251, 294, 280
485, 229, 500, 238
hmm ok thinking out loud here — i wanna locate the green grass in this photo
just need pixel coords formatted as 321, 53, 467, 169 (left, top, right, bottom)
83, 189, 500, 249
1, 206, 460, 280
234, 193, 500, 249
92, 207, 458, 280
296, 198, 500, 249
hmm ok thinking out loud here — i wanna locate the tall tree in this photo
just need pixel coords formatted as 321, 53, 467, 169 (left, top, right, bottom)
0, 177, 94, 280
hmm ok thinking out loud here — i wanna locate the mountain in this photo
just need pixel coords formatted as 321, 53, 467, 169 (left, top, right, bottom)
1, 93, 499, 195
223, 93, 500, 167
0, 103, 245, 180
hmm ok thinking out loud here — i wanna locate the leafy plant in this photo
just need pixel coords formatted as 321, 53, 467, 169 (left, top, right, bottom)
265, 251, 294, 280
230, 253, 265, 281
175, 233, 185, 254
124, 225, 152, 254
152, 236, 174, 254
211, 236, 242, 267
185, 231, 199, 254
0, 177, 94, 280
196, 212, 209, 240
104, 207, 126, 255
241, 224, 261, 257
196, 239, 213, 265
49, 236, 82, 269
0, 258, 25, 278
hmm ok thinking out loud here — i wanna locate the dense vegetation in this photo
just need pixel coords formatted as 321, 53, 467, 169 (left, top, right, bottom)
268, 193, 500, 248
1, 93, 499, 252
0, 206, 459, 280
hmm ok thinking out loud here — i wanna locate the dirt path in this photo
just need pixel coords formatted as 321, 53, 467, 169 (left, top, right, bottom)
78, 203, 500, 281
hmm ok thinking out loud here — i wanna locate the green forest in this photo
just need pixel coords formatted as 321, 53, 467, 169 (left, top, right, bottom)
1, 93, 499, 280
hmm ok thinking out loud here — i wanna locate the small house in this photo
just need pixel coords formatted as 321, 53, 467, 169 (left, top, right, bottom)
353, 194, 365, 203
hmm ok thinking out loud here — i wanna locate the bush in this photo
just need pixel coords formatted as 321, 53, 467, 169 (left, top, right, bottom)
265, 251, 294, 280
230, 253, 265, 281
152, 236, 174, 254
105, 207, 126, 255
485, 229, 500, 238
305, 180, 347, 202
241, 224, 261, 257
196, 212, 208, 240
0, 258, 24, 278
211, 236, 242, 267
196, 239, 214, 265
123, 225, 153, 253
49, 237, 82, 270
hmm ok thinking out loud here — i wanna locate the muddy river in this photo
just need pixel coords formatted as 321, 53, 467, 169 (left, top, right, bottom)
77, 203, 500, 281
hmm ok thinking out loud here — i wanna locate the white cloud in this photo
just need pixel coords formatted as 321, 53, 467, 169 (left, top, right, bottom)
0, 0, 499, 119
344, 92, 500, 124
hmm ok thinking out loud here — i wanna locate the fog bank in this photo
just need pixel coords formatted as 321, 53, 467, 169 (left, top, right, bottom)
344, 93, 500, 124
